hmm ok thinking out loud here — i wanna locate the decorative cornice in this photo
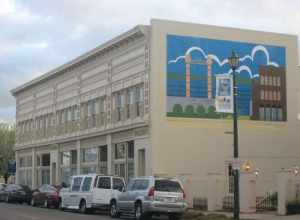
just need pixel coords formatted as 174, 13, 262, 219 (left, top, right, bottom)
11, 25, 149, 96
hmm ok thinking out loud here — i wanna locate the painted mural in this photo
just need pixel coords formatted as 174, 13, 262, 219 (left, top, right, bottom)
166, 34, 287, 121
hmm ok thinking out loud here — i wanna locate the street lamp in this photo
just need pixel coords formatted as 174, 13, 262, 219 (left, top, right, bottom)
228, 51, 240, 220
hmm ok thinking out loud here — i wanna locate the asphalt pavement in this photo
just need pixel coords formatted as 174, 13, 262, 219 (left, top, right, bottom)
0, 202, 112, 220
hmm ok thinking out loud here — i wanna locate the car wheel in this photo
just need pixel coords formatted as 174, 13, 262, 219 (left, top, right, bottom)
169, 214, 182, 220
79, 200, 87, 214
110, 200, 120, 218
44, 199, 49, 208
30, 198, 35, 207
135, 203, 144, 220
5, 195, 10, 203
58, 199, 65, 211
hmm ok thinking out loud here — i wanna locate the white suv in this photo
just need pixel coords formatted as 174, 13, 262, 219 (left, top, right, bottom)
59, 174, 125, 213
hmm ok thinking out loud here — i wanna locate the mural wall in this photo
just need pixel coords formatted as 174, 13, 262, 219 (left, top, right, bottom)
166, 34, 287, 121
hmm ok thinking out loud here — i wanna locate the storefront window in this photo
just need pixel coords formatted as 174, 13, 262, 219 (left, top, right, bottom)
81, 165, 97, 174
61, 151, 70, 166
82, 147, 97, 163
115, 143, 125, 159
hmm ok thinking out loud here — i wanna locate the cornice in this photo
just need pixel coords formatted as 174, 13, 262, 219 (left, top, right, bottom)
11, 25, 149, 96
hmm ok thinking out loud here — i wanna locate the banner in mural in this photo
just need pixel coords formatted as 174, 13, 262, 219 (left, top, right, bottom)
215, 74, 233, 113
166, 34, 286, 121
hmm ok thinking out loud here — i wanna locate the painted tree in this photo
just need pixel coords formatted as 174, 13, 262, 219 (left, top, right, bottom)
0, 126, 15, 183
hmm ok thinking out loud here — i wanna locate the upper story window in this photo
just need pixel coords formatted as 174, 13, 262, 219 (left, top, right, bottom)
82, 147, 97, 163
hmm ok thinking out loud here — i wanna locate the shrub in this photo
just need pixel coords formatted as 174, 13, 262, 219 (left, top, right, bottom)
173, 104, 183, 114
185, 105, 195, 114
207, 105, 219, 118
286, 199, 300, 215
196, 105, 206, 117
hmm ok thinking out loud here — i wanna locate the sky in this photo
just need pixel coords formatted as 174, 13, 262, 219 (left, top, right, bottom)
0, 0, 299, 123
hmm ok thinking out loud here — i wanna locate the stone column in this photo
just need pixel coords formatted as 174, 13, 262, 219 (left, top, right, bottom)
15, 151, 19, 184
239, 172, 256, 213
32, 148, 37, 189
207, 173, 224, 211
76, 140, 81, 174
106, 134, 112, 175
277, 170, 295, 215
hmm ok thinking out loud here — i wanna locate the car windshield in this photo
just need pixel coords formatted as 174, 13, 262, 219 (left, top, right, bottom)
155, 180, 182, 192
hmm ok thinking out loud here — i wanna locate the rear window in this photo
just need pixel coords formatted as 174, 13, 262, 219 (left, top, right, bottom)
155, 180, 182, 192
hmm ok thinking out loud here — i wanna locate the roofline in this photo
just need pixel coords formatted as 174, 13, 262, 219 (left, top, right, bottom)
11, 25, 149, 96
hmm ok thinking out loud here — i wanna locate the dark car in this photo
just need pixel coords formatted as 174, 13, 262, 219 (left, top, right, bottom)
0, 183, 7, 202
1, 184, 32, 204
31, 184, 60, 208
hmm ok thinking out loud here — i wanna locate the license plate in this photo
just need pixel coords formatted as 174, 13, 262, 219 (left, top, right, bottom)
164, 197, 175, 203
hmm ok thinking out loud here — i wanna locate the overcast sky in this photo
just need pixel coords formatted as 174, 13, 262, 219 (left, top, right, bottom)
0, 0, 299, 123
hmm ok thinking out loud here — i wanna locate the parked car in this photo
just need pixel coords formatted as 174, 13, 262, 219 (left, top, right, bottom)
0, 183, 7, 202
31, 184, 60, 208
59, 174, 125, 214
111, 176, 188, 220
0, 184, 32, 204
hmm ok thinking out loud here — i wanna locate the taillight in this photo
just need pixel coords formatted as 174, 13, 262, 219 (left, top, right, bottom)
181, 188, 186, 199
148, 186, 155, 197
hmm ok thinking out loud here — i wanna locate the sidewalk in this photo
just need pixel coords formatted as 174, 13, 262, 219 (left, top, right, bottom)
204, 211, 300, 220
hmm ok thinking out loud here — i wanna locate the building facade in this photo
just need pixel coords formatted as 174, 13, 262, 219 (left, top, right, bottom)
12, 19, 300, 205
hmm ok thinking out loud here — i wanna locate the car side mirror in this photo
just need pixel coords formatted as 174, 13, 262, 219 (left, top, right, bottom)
121, 186, 126, 192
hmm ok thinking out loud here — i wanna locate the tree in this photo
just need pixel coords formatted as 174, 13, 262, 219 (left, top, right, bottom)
173, 104, 183, 114
185, 105, 194, 115
196, 105, 206, 117
0, 126, 15, 183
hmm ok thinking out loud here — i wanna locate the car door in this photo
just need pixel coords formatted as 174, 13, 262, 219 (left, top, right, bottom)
118, 179, 136, 211
92, 176, 112, 205
69, 176, 83, 207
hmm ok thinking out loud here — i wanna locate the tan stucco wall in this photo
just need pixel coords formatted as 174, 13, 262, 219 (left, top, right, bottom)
149, 19, 300, 201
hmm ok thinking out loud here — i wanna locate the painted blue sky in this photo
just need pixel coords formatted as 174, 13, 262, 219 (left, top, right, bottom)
0, 0, 299, 122
167, 35, 286, 115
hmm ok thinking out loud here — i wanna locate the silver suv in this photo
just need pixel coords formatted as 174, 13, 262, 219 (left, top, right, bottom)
111, 176, 187, 220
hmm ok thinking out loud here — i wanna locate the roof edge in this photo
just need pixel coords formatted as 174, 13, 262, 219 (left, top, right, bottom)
11, 25, 149, 96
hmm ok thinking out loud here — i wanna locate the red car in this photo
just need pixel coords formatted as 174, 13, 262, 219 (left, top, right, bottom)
31, 184, 60, 208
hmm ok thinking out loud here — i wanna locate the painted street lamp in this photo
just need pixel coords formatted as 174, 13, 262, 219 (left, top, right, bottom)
228, 51, 240, 220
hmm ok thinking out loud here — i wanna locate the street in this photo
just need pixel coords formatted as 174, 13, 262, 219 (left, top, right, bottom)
0, 203, 112, 220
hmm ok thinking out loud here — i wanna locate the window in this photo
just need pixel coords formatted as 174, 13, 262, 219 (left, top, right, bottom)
260, 90, 265, 100
19, 157, 26, 167
265, 107, 271, 121
271, 108, 277, 121
97, 177, 111, 189
278, 108, 283, 121
82, 147, 97, 163
128, 141, 134, 159
277, 77, 281, 87
155, 180, 182, 192
42, 154, 50, 166
99, 146, 107, 162
133, 179, 149, 190
115, 143, 125, 159
72, 177, 83, 192
71, 150, 77, 165
268, 76, 273, 86
260, 75, 264, 85
61, 152, 71, 166
82, 177, 93, 192
81, 166, 97, 174
259, 107, 265, 120
113, 178, 124, 190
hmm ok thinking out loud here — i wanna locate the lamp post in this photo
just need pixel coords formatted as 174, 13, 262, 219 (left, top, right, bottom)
228, 51, 240, 220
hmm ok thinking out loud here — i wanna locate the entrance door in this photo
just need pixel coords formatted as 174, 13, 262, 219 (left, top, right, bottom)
138, 149, 145, 176
51, 163, 56, 185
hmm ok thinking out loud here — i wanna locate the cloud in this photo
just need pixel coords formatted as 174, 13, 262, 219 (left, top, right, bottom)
169, 44, 279, 78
